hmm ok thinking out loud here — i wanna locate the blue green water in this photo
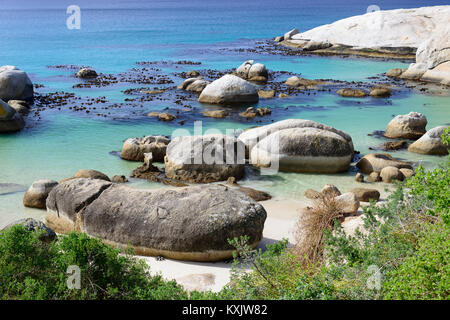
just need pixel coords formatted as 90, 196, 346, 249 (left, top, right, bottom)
1, 0, 450, 227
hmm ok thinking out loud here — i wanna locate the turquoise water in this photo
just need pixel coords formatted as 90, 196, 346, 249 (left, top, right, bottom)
1, 0, 450, 227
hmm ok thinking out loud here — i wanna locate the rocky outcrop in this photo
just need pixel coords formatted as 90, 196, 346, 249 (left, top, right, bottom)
76, 68, 98, 79
285, 6, 450, 51
198, 74, 259, 105
249, 127, 353, 173
337, 88, 367, 98
0, 99, 25, 133
334, 193, 360, 215
0, 66, 33, 101
178, 77, 210, 93
356, 153, 412, 174
238, 119, 353, 157
408, 126, 449, 155
23, 179, 58, 209
121, 135, 170, 162
385, 112, 427, 139
400, 25, 450, 85
164, 134, 245, 183
46, 179, 267, 262
202, 110, 229, 119
236, 60, 268, 82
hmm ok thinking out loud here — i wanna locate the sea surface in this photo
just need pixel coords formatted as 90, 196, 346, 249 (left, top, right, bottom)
1, 0, 449, 227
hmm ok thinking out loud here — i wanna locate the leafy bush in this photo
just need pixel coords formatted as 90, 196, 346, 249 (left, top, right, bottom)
0, 228, 187, 300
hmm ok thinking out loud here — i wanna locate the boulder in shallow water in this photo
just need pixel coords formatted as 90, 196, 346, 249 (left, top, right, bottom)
380, 166, 405, 183
202, 109, 229, 119
337, 88, 367, 98
121, 135, 170, 162
385, 112, 427, 139
236, 60, 268, 82
0, 98, 25, 133
370, 87, 391, 97
0, 65, 33, 101
238, 118, 354, 156
164, 134, 245, 183
23, 179, 58, 209
408, 126, 449, 155
178, 77, 209, 93
198, 74, 258, 105
367, 171, 381, 182
386, 68, 405, 78
76, 68, 98, 79
356, 153, 412, 174
258, 90, 275, 99
46, 179, 267, 262
249, 127, 354, 173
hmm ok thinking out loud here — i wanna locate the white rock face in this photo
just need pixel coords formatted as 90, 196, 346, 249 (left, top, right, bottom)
0, 65, 34, 101
403, 25, 450, 85
289, 6, 450, 49
198, 74, 259, 105
236, 60, 268, 81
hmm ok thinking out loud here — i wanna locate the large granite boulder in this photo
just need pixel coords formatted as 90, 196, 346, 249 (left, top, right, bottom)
164, 134, 245, 183
408, 126, 449, 155
198, 74, 258, 105
236, 60, 268, 82
23, 179, 58, 209
356, 153, 412, 174
0, 66, 33, 101
121, 135, 170, 162
384, 112, 427, 139
238, 119, 354, 156
250, 127, 353, 173
46, 179, 267, 262
380, 166, 405, 183
0, 98, 25, 133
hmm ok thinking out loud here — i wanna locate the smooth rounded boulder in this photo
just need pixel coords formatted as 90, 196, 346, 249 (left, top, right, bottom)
356, 153, 412, 174
349, 188, 380, 202
198, 74, 258, 105
164, 134, 245, 183
73, 169, 110, 181
23, 179, 59, 209
0, 98, 25, 133
0, 66, 34, 101
380, 166, 405, 183
46, 179, 267, 262
337, 88, 367, 97
238, 118, 354, 156
384, 112, 427, 139
408, 126, 449, 155
250, 127, 353, 173
121, 135, 170, 162
178, 77, 210, 93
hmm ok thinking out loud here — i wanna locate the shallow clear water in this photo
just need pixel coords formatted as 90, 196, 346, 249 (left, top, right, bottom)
1, 0, 449, 227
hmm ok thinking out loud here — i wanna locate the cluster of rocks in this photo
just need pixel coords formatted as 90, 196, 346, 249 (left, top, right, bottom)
337, 87, 392, 98
356, 153, 414, 183
0, 66, 34, 133
239, 107, 271, 119
383, 112, 449, 155
235, 60, 268, 82
121, 135, 170, 162
44, 178, 267, 262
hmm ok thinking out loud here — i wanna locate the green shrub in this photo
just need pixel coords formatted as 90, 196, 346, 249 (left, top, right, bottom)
0, 228, 187, 300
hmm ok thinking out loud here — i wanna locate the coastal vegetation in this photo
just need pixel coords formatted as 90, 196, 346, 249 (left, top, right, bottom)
1, 130, 448, 300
